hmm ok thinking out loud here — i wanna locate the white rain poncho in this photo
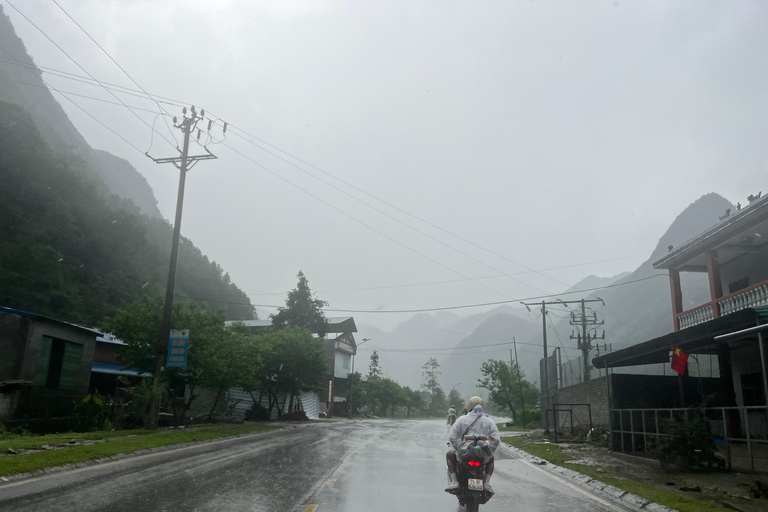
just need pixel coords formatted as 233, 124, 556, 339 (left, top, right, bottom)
448, 405, 500, 455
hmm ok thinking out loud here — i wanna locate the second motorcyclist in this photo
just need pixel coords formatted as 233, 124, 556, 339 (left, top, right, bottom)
447, 404, 457, 425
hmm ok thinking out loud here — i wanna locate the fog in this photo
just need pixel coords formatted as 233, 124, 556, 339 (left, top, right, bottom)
7, 0, 766, 336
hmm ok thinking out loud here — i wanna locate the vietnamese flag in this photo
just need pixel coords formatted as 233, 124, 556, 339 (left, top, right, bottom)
671, 345, 689, 374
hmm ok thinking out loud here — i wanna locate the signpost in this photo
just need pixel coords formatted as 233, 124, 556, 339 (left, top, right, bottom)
166, 329, 189, 368
420, 391, 430, 409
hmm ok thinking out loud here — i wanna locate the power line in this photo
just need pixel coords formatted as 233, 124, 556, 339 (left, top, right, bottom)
0, 75, 165, 114
183, 273, 667, 314
0, 46, 145, 154
547, 310, 571, 363
48, 1, 185, 148
208, 116, 578, 291
0, 55, 186, 107
5, 0, 176, 150
218, 140, 530, 303
217, 126, 550, 298
317, 274, 668, 313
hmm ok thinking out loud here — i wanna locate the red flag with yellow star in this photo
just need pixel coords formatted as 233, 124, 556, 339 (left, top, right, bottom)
671, 345, 689, 374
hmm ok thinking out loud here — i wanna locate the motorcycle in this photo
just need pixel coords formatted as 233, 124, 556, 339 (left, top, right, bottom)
447, 413, 457, 426
453, 435, 493, 512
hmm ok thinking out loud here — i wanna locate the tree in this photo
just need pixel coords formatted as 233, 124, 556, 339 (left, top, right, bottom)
364, 377, 403, 417
478, 360, 540, 426
346, 371, 364, 416
256, 326, 328, 419
101, 297, 245, 424
270, 271, 329, 338
421, 358, 444, 417
403, 386, 424, 418
447, 388, 465, 413
367, 349, 383, 381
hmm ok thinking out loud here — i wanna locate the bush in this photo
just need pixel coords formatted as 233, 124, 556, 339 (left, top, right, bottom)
655, 409, 720, 471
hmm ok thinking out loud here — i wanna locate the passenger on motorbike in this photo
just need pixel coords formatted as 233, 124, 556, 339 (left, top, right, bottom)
444, 396, 500, 495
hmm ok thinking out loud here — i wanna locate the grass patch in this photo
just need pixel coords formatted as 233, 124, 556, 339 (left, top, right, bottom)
505, 436, 728, 512
498, 424, 530, 433
0, 424, 278, 478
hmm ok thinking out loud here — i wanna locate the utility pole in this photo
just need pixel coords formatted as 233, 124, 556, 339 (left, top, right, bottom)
145, 106, 217, 428
569, 299, 605, 383
512, 337, 526, 428
522, 298, 606, 390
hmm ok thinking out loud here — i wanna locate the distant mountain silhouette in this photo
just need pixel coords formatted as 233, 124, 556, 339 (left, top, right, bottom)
359, 192, 735, 396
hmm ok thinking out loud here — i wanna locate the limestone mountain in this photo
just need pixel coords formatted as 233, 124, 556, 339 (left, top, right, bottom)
0, 6, 161, 217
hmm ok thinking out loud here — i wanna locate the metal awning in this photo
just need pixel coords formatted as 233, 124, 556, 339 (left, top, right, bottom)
91, 362, 148, 377
592, 307, 768, 369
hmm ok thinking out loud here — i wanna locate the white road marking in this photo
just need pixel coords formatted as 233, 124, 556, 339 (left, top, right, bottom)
517, 458, 627, 512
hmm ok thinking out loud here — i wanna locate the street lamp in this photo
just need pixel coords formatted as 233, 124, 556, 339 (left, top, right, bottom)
351, 337, 371, 375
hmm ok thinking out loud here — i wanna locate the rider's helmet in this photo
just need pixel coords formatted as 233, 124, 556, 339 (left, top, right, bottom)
451, 405, 455, 408
468, 396, 483, 409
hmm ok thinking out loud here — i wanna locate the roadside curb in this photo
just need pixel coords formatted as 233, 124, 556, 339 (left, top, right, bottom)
0, 423, 304, 485
500, 442, 677, 512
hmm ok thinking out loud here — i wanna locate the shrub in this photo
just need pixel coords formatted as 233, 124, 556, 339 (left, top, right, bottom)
655, 409, 719, 471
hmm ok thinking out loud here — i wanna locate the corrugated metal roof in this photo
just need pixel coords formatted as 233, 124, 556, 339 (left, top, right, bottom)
593, 307, 768, 369
225, 316, 357, 333
91, 362, 148, 377
653, 194, 768, 270
0, 306, 102, 336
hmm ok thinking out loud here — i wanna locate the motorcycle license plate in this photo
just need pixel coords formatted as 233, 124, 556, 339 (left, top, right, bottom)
468, 479, 484, 491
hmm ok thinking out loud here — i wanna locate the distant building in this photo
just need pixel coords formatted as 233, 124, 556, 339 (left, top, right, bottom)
224, 317, 358, 418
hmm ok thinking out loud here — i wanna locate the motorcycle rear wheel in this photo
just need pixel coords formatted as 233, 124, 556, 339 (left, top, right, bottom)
465, 501, 479, 512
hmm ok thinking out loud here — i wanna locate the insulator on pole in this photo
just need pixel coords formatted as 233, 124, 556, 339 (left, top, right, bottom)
222, 122, 228, 134
183, 107, 187, 115
207, 120, 213, 131
197, 129, 201, 140
200, 109, 205, 117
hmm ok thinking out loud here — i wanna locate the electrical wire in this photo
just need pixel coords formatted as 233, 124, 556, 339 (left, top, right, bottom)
178, 274, 668, 314
205, 115, 579, 291
546, 311, 571, 363
214, 125, 551, 298
0, 75, 165, 114
218, 140, 532, 303
5, 0, 176, 150
49, 1, 182, 146
0, 46, 145, 154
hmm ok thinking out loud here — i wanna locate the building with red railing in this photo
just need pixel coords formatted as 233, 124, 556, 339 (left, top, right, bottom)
593, 193, 768, 472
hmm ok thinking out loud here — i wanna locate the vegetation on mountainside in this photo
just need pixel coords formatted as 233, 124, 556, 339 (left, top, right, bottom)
0, 101, 253, 324
0, 6, 162, 217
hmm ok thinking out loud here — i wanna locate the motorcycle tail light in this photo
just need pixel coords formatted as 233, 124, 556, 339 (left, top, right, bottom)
468, 460, 481, 467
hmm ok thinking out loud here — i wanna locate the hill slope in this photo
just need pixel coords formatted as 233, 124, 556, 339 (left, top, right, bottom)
0, 6, 161, 217
0, 100, 253, 324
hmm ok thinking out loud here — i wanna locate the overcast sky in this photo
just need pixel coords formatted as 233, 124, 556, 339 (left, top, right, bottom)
5, 0, 766, 332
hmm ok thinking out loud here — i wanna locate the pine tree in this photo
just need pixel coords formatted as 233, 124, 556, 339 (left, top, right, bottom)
367, 349, 383, 381
270, 271, 330, 337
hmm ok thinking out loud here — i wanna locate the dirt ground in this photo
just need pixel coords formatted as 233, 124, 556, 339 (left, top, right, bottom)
550, 440, 768, 512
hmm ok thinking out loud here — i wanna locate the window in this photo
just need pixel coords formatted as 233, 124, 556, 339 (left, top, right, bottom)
33, 336, 83, 391
342, 353, 350, 370
728, 277, 749, 294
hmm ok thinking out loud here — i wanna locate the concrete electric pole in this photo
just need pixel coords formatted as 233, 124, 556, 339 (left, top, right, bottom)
145, 106, 218, 428
569, 299, 605, 383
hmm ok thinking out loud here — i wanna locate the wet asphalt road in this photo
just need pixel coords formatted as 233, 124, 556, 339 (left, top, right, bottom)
0, 420, 631, 512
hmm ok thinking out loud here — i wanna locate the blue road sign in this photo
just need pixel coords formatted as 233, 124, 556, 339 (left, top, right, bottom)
167, 329, 189, 368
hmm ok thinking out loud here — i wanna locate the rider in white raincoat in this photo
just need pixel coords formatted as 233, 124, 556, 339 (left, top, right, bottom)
445, 396, 500, 494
